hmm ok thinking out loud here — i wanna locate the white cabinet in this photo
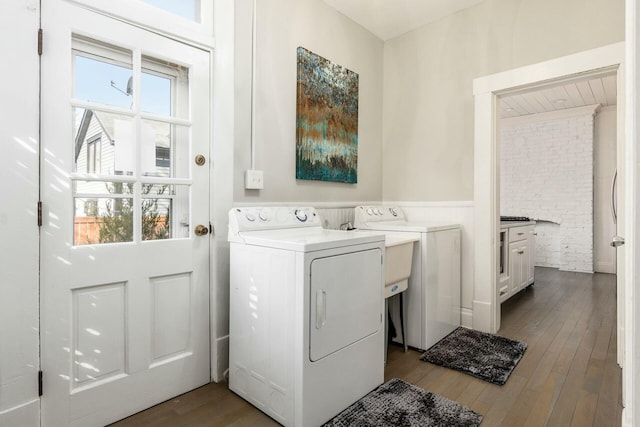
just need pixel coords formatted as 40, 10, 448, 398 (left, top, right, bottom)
500, 223, 535, 303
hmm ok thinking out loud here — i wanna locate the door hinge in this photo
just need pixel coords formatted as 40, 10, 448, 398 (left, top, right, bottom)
37, 201, 43, 227
37, 28, 43, 56
38, 370, 43, 396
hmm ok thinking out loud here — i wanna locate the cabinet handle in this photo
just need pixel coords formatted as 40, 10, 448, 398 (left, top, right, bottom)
517, 232, 524, 236
518, 250, 524, 255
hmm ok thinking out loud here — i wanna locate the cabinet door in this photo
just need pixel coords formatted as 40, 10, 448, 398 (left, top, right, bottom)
509, 242, 522, 295
520, 244, 530, 291
527, 225, 535, 284
509, 241, 528, 293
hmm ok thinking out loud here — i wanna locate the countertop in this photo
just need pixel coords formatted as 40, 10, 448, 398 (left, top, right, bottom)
500, 220, 536, 229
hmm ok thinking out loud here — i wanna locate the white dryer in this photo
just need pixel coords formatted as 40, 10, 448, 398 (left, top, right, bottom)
354, 206, 461, 351
228, 206, 385, 427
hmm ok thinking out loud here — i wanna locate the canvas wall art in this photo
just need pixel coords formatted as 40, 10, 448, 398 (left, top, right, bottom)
296, 47, 358, 183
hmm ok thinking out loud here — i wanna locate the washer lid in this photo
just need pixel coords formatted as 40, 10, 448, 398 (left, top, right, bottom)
384, 232, 420, 248
236, 227, 385, 252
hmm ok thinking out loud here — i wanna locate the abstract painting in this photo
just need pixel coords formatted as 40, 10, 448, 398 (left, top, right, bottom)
296, 47, 358, 183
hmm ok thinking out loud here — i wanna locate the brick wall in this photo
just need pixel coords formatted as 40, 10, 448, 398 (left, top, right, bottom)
500, 113, 594, 272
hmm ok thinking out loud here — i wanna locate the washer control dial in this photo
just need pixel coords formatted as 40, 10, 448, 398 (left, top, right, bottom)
259, 211, 270, 222
245, 212, 256, 222
295, 209, 308, 222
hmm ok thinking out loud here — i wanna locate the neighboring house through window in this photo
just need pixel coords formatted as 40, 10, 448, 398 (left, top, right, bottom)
87, 134, 101, 173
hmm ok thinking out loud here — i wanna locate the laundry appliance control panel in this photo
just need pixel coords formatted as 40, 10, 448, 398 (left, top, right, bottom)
228, 206, 321, 236
355, 205, 407, 224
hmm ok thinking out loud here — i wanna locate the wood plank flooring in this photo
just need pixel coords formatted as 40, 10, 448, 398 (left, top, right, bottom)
111, 267, 622, 427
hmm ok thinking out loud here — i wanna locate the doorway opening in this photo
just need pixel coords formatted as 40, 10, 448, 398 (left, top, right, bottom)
472, 42, 625, 351
496, 70, 618, 312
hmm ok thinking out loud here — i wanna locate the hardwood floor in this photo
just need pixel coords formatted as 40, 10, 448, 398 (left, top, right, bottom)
111, 267, 622, 427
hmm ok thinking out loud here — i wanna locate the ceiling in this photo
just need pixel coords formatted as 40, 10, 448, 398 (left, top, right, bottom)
499, 73, 617, 119
322, 0, 484, 41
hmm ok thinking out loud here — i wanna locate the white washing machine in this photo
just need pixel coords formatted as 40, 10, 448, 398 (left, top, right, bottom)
228, 206, 385, 427
354, 206, 461, 351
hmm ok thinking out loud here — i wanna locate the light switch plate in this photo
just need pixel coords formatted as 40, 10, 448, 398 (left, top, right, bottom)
244, 169, 264, 189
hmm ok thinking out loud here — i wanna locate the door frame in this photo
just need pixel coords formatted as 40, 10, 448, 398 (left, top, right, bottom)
623, 1, 639, 426
0, 1, 40, 425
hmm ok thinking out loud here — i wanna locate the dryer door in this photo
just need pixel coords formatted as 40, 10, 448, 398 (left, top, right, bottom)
309, 248, 382, 362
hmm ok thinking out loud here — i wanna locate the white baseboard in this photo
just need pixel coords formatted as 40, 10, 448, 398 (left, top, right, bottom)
472, 300, 493, 333
595, 261, 616, 274
212, 335, 229, 383
461, 307, 473, 328
0, 399, 39, 426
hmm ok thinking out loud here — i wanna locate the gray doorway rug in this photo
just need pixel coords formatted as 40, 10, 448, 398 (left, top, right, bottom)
322, 378, 483, 427
420, 327, 527, 386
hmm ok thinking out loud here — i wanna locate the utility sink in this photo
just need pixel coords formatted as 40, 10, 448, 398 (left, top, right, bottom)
384, 233, 419, 298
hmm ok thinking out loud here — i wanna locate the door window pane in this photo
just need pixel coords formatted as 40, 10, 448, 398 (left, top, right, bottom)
74, 197, 134, 245
142, 184, 190, 240
141, 120, 190, 178
141, 56, 189, 119
141, 71, 171, 116
73, 108, 134, 176
74, 52, 133, 109
139, 0, 200, 22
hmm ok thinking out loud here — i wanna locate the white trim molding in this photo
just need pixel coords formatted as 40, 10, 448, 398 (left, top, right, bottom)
390, 200, 474, 208
232, 201, 383, 209
65, 0, 215, 48
500, 104, 601, 128
623, 0, 638, 424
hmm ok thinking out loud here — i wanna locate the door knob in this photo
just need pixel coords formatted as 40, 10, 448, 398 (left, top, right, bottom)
194, 224, 209, 236
611, 235, 625, 247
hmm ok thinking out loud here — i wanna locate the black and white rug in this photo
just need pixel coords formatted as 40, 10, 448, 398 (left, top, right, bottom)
420, 327, 527, 386
322, 378, 483, 427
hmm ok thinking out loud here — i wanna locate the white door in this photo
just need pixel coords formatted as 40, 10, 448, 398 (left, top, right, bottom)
0, 1, 40, 425
40, 3, 211, 426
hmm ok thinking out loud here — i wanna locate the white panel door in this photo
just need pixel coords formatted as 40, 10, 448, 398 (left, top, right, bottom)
0, 1, 40, 426
40, 3, 211, 426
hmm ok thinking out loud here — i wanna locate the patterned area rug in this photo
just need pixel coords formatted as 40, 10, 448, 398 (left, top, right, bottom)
322, 378, 483, 427
420, 327, 527, 386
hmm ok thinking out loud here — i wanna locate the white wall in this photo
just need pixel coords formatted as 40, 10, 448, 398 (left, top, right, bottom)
500, 108, 596, 272
233, 0, 384, 204
383, 0, 624, 202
